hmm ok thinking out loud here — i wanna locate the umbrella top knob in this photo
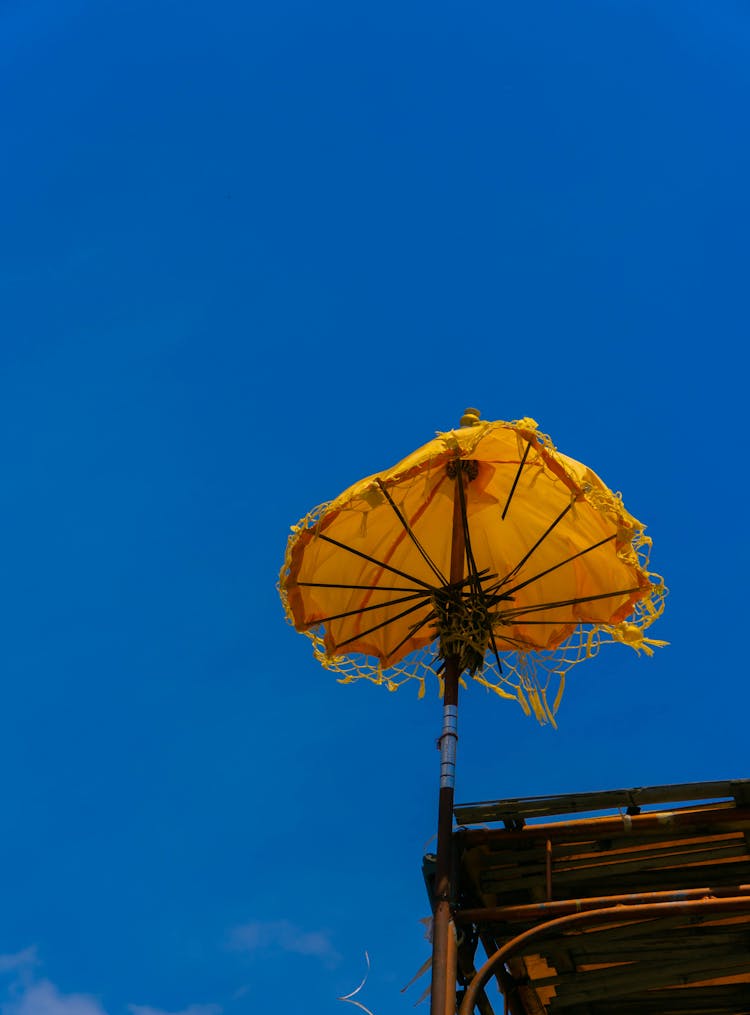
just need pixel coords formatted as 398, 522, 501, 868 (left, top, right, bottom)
460, 407, 481, 427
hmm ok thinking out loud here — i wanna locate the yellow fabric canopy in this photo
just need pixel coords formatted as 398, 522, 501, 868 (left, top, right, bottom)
280, 415, 665, 724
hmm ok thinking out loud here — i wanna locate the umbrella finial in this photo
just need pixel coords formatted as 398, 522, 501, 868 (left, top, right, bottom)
460, 407, 481, 427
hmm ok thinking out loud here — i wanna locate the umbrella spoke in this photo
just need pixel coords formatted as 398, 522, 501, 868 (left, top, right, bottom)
455, 465, 483, 597
386, 610, 439, 660
487, 624, 504, 677
309, 589, 430, 626
297, 580, 432, 594
317, 532, 435, 589
497, 618, 580, 626
498, 585, 642, 619
375, 479, 448, 586
488, 533, 617, 600
497, 501, 575, 589
501, 440, 532, 520
490, 631, 539, 651
334, 598, 434, 650
449, 567, 494, 591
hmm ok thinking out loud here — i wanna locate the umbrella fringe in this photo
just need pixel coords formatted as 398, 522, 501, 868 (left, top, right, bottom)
310, 614, 668, 726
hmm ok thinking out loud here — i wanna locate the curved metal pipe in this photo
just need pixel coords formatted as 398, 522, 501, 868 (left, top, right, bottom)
458, 895, 750, 1015
456, 883, 750, 926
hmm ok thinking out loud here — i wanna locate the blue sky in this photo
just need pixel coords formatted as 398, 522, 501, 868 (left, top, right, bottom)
1, 2, 748, 1013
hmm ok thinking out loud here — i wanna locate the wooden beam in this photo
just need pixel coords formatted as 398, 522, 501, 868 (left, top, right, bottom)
455, 780, 750, 826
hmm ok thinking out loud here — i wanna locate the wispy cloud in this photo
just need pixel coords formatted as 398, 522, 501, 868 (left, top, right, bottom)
0, 946, 104, 1015
129, 1005, 221, 1015
0, 948, 220, 1015
228, 920, 341, 966
0, 948, 38, 976
0, 979, 107, 1015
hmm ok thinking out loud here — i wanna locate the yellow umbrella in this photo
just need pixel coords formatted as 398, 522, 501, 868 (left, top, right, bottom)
279, 409, 666, 1015
280, 410, 665, 722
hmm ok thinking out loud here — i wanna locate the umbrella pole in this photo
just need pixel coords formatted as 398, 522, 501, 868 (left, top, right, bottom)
430, 654, 461, 1015
431, 470, 467, 1015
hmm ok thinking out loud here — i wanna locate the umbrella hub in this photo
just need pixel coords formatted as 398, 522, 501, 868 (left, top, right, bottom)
435, 456, 487, 675
446, 458, 479, 481
432, 581, 498, 677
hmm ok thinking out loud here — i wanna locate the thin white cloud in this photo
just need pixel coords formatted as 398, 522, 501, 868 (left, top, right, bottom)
228, 920, 341, 966
0, 948, 38, 975
129, 1005, 220, 1015
0, 979, 107, 1015
0, 949, 220, 1015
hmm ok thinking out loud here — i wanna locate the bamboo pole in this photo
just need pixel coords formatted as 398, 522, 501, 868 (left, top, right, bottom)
430, 462, 467, 1015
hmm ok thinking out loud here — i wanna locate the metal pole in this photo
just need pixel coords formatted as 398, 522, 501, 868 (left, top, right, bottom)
430, 465, 467, 1015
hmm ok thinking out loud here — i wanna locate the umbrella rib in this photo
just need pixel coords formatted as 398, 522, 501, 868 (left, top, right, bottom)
497, 618, 582, 626
489, 533, 617, 600
375, 479, 448, 586
455, 466, 482, 595
497, 501, 575, 589
334, 599, 434, 650
296, 580, 432, 594
501, 440, 532, 520
490, 632, 539, 651
316, 532, 434, 589
307, 589, 429, 626
487, 624, 505, 677
499, 585, 642, 619
384, 609, 439, 660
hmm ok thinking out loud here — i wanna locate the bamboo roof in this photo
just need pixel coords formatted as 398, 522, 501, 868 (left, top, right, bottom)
429, 779, 750, 1014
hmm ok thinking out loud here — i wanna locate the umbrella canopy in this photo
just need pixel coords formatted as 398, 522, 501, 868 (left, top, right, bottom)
280, 413, 665, 724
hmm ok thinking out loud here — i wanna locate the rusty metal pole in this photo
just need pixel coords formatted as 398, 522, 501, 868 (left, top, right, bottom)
430, 459, 468, 1015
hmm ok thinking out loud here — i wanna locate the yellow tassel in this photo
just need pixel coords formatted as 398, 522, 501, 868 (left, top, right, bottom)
517, 685, 532, 717
540, 688, 558, 729
473, 676, 518, 701
528, 687, 547, 724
